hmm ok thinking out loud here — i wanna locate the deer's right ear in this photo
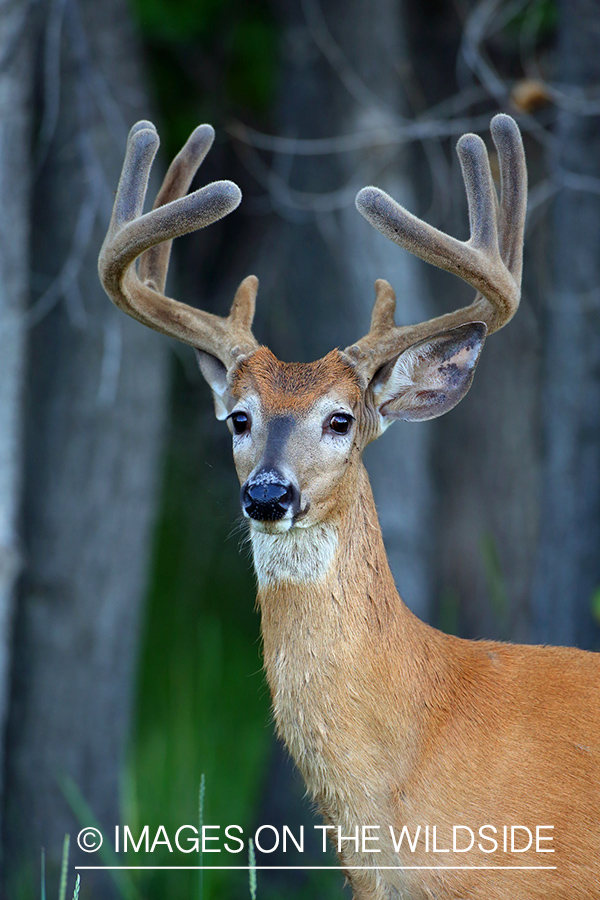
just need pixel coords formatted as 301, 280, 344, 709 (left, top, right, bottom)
195, 349, 234, 421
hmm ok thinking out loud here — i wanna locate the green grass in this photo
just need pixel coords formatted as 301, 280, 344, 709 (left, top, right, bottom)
40, 836, 80, 900
479, 532, 510, 638
248, 838, 257, 900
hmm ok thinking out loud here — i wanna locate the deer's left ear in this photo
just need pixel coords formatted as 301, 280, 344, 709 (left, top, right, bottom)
370, 322, 486, 424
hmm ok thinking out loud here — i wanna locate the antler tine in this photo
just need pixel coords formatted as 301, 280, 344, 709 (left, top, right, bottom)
99, 121, 259, 365
346, 115, 526, 381
491, 113, 527, 284
457, 132, 499, 260
108, 121, 159, 233
138, 122, 216, 294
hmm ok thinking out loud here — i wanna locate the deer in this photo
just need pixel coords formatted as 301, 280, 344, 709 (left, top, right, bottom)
99, 115, 600, 900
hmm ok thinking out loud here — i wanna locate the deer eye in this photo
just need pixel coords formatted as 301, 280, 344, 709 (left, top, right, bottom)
328, 413, 353, 435
229, 411, 250, 435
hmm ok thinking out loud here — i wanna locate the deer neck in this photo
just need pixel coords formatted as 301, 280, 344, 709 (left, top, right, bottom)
250, 461, 427, 800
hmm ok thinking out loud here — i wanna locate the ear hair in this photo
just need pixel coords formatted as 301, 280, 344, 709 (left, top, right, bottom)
370, 322, 486, 423
195, 349, 233, 420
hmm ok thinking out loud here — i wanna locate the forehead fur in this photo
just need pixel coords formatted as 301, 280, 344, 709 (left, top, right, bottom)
232, 347, 362, 414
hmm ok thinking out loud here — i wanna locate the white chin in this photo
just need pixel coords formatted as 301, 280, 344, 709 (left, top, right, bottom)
249, 518, 293, 535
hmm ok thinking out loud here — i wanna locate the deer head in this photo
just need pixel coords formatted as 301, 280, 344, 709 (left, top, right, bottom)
99, 115, 526, 536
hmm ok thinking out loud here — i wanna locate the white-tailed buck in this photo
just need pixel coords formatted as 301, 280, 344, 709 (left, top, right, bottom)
99, 116, 599, 900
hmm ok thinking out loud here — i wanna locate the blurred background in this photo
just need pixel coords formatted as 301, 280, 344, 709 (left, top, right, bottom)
0, 0, 599, 897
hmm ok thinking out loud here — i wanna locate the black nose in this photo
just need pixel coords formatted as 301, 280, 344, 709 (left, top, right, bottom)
242, 475, 298, 522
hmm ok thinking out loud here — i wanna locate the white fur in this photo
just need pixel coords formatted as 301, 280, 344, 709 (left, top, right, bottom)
250, 523, 339, 585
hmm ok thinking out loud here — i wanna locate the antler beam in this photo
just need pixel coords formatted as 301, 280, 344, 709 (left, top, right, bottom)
346, 114, 527, 379
98, 121, 259, 366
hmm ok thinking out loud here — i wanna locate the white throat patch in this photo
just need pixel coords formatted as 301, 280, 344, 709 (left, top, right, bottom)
250, 523, 339, 586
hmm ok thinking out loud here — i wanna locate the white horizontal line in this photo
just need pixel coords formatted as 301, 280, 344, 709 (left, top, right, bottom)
75, 865, 557, 871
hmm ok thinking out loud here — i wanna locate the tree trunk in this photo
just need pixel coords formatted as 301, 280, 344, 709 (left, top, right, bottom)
531, 0, 600, 649
0, 0, 34, 844
2, 0, 168, 893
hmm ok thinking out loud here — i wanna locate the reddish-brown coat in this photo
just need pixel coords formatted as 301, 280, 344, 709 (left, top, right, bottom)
232, 347, 362, 414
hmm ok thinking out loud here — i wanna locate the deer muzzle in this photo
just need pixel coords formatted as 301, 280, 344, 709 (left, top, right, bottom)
241, 470, 300, 523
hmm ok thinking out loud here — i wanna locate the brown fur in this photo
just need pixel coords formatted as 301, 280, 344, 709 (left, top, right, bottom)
232, 347, 362, 415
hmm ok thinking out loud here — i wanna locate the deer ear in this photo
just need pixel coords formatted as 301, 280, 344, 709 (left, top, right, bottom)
370, 322, 486, 424
195, 349, 234, 421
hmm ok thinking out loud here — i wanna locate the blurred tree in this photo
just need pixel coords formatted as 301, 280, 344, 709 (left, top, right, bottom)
531, 0, 600, 649
1, 0, 169, 894
0, 0, 34, 841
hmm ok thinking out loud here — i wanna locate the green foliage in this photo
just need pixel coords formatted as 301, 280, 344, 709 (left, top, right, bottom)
437, 534, 510, 638
591, 586, 600, 626
226, 16, 277, 112
437, 586, 461, 636
131, 0, 224, 42
480, 532, 509, 636
127, 0, 278, 157
504, 0, 558, 40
